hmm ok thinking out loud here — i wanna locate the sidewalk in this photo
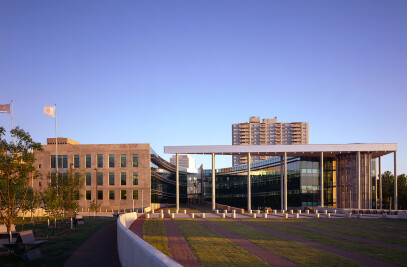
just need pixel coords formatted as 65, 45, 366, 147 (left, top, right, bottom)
64, 222, 121, 267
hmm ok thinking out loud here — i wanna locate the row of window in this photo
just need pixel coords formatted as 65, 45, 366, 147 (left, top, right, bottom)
51, 154, 139, 169
85, 189, 139, 200
85, 172, 138, 186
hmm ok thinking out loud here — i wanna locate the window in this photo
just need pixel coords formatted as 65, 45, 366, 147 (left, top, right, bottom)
121, 172, 126, 185
133, 172, 138, 185
86, 154, 91, 168
39, 182, 42, 187
109, 190, 115, 200
39, 164, 42, 169
97, 154, 103, 168
121, 190, 126, 200
109, 172, 115, 185
86, 190, 91, 200
133, 190, 138, 200
97, 172, 103, 186
74, 155, 80, 168
109, 154, 115, 168
51, 155, 56, 168
86, 173, 91, 186
75, 172, 79, 183
121, 154, 126, 167
62, 155, 68, 168
133, 154, 138, 167
98, 190, 103, 200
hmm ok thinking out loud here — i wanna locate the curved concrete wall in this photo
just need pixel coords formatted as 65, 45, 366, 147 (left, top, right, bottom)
117, 213, 181, 267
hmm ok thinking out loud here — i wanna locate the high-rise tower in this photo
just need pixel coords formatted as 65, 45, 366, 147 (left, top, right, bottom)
232, 116, 309, 166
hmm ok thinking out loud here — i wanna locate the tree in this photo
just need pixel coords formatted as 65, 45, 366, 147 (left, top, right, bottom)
0, 126, 42, 242
60, 170, 85, 219
41, 184, 61, 228
380, 171, 407, 210
89, 199, 101, 219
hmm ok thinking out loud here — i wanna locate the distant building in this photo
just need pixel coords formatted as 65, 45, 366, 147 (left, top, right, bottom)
170, 154, 196, 169
232, 116, 309, 166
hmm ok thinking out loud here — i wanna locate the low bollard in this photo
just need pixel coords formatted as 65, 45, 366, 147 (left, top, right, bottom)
222, 213, 225, 219
253, 213, 257, 218
224, 210, 228, 214
202, 213, 205, 218
327, 213, 331, 218
160, 213, 164, 219
152, 210, 155, 214
249, 210, 252, 214
323, 210, 327, 214
232, 213, 236, 218
176, 209, 179, 214
298, 210, 301, 214
305, 210, 309, 214
289, 210, 293, 214
167, 210, 171, 214
146, 214, 150, 219
191, 213, 195, 218
184, 210, 187, 214
171, 213, 175, 219
284, 213, 289, 219
216, 210, 219, 214
161, 209, 163, 214
257, 210, 261, 214
333, 210, 337, 214
282, 210, 285, 214
273, 210, 277, 214
265, 210, 269, 214
264, 213, 268, 219
315, 210, 318, 214
294, 213, 299, 219
315, 213, 320, 218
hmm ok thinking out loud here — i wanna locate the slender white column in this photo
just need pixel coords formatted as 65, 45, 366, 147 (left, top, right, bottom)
368, 153, 372, 209
375, 158, 378, 209
394, 151, 397, 210
212, 153, 216, 211
176, 153, 179, 211
357, 151, 361, 210
247, 153, 251, 212
320, 152, 324, 207
379, 156, 382, 209
280, 155, 284, 210
284, 152, 287, 211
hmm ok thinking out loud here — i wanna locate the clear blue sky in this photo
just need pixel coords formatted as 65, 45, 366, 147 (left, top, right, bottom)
1, 1, 406, 174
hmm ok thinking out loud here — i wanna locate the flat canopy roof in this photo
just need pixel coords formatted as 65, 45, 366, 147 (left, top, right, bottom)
164, 143, 397, 158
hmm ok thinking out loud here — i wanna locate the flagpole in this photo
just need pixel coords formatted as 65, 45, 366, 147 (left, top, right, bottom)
55, 104, 58, 180
11, 100, 13, 144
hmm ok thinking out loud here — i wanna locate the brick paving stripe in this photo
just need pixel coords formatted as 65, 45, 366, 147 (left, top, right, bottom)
129, 215, 145, 239
200, 219, 299, 267
239, 220, 397, 267
164, 219, 202, 267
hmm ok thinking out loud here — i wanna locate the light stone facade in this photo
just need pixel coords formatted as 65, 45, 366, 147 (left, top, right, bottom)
33, 139, 151, 212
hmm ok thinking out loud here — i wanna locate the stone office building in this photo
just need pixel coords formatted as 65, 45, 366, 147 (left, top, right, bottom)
33, 138, 188, 212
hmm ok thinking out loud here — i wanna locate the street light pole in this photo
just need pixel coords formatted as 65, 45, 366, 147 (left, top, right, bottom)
141, 190, 143, 213
94, 168, 98, 215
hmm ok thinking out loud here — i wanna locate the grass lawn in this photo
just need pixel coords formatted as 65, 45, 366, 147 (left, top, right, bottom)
252, 219, 407, 266
209, 219, 364, 267
0, 216, 116, 267
174, 219, 269, 266
143, 219, 171, 257
287, 220, 407, 246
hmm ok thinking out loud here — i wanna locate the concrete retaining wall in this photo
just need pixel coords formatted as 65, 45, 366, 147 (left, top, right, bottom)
117, 212, 181, 267
398, 211, 407, 219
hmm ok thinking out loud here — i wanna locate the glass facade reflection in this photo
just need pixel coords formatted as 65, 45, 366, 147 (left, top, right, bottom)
150, 149, 187, 204
203, 156, 336, 210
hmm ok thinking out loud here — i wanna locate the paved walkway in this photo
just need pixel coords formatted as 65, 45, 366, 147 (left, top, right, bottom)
129, 214, 145, 239
163, 219, 201, 267
199, 219, 298, 267
238, 220, 397, 267
64, 222, 121, 267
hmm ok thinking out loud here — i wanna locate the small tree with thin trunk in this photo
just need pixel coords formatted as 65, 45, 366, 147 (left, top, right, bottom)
89, 199, 100, 219
0, 126, 42, 242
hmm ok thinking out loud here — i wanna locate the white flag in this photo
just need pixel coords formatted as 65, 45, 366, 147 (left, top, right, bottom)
0, 104, 11, 114
44, 105, 55, 117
